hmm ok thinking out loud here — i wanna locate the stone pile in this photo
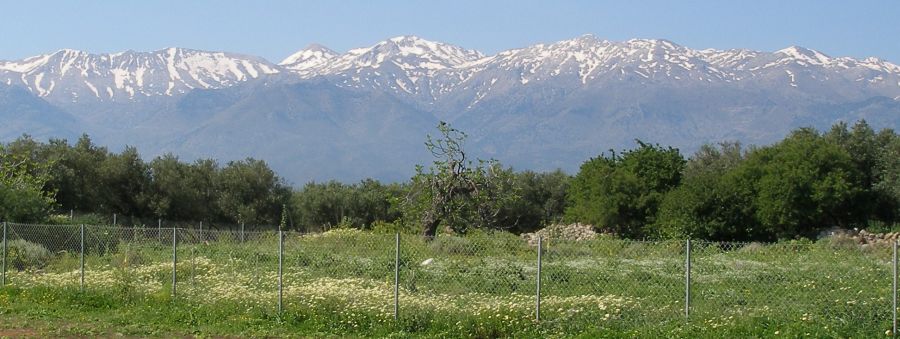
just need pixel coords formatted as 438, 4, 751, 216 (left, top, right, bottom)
854, 229, 900, 245
821, 228, 900, 246
521, 223, 598, 246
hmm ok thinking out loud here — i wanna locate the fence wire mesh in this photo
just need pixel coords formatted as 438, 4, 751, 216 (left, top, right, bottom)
177, 227, 280, 313
540, 237, 685, 329
5, 223, 82, 288
399, 233, 537, 324
691, 240, 893, 329
0, 223, 897, 336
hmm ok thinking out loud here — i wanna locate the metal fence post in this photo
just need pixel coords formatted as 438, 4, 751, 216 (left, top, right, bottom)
80, 224, 85, 291
113, 213, 117, 227
685, 239, 692, 318
1, 221, 6, 286
241, 222, 245, 243
893, 240, 897, 338
278, 230, 284, 314
394, 233, 400, 321
172, 227, 177, 300
158, 219, 162, 242
199, 221, 203, 241
536, 235, 542, 322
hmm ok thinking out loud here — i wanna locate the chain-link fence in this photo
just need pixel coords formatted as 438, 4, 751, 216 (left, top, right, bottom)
1, 222, 897, 335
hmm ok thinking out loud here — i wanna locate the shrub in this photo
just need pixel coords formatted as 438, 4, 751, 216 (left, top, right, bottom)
8, 239, 52, 270
370, 220, 418, 234
429, 235, 478, 255
566, 141, 685, 238
820, 235, 861, 251
333, 216, 356, 230
864, 220, 900, 233
47, 212, 108, 225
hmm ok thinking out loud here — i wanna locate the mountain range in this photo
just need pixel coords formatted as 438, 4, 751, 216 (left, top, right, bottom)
2, 35, 899, 184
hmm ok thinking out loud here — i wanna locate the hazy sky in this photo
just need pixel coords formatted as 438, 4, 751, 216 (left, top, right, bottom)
2, 0, 899, 63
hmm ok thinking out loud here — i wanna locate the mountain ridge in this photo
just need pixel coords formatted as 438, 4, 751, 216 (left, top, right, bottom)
2, 35, 899, 184
4, 36, 899, 104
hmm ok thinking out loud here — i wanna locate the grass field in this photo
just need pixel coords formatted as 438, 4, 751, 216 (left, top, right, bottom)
0, 224, 896, 337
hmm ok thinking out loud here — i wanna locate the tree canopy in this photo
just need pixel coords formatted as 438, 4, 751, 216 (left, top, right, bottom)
566, 141, 685, 238
1, 119, 898, 241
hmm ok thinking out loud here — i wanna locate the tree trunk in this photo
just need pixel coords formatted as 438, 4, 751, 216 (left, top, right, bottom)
422, 212, 441, 239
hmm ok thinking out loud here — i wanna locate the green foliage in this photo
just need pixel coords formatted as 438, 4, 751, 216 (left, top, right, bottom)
43, 135, 109, 212
874, 130, 900, 220
402, 122, 520, 236
46, 212, 107, 225
748, 129, 863, 237
369, 219, 418, 234
279, 204, 289, 230
98, 146, 151, 216
657, 125, 896, 241
495, 169, 570, 233
657, 121, 899, 242
7, 239, 52, 270
291, 179, 404, 231
216, 158, 291, 225
146, 154, 209, 220
2, 120, 898, 243
566, 141, 685, 238
427, 234, 476, 254
655, 142, 759, 240
1, 136, 291, 226
0, 230, 895, 338
825, 120, 899, 222
0, 142, 55, 222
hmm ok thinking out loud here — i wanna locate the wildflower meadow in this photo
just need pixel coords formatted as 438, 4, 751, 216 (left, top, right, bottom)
0, 223, 896, 337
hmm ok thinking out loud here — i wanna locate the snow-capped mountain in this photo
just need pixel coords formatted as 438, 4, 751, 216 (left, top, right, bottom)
274, 34, 900, 108
443, 35, 900, 102
692, 45, 900, 98
4, 35, 899, 107
280, 35, 485, 102
2, 35, 899, 183
462, 36, 729, 85
0, 48, 280, 103
279, 44, 338, 76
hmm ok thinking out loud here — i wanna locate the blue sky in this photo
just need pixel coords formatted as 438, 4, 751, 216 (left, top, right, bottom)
2, 0, 899, 63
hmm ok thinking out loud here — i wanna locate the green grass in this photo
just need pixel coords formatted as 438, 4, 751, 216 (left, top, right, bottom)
0, 225, 897, 337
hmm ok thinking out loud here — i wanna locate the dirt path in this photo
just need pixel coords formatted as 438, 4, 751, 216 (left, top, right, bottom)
0, 327, 41, 338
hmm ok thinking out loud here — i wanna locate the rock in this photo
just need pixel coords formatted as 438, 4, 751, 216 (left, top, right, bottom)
521, 223, 600, 245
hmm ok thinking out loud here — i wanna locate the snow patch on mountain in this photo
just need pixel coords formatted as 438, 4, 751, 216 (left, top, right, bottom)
0, 48, 280, 103
2, 35, 900, 106
282, 36, 485, 99
279, 44, 338, 76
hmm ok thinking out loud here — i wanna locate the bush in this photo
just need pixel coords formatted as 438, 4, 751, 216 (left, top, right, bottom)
566, 141, 685, 238
47, 212, 108, 225
429, 235, 478, 255
864, 220, 900, 233
820, 235, 861, 251
8, 239, 52, 270
370, 220, 418, 234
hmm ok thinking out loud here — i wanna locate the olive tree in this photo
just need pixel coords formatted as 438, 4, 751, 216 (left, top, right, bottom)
403, 122, 518, 237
